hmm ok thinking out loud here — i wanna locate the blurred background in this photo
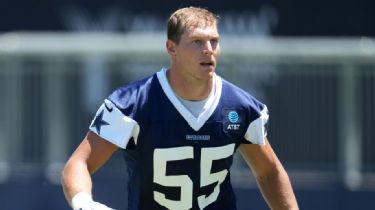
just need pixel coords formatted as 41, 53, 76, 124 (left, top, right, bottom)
0, 0, 374, 209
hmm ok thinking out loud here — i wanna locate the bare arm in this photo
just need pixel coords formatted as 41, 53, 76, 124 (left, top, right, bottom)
239, 138, 298, 210
61, 131, 118, 205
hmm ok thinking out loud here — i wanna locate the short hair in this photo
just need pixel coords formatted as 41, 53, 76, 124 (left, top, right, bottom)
167, 7, 219, 44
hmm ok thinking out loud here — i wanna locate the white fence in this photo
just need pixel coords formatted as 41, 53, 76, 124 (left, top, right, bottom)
0, 32, 374, 190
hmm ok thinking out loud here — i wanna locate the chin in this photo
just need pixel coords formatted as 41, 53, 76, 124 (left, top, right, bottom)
203, 71, 215, 80
201, 65, 215, 72
195, 65, 216, 80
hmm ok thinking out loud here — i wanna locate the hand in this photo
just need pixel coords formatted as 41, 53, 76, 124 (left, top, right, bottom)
72, 192, 115, 210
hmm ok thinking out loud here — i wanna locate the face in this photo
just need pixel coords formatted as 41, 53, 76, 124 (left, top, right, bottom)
167, 24, 221, 82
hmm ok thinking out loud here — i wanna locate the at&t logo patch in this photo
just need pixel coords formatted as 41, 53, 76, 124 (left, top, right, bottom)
227, 111, 240, 130
228, 111, 239, 123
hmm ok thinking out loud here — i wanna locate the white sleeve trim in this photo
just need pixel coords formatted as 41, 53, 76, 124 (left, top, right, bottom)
89, 99, 140, 149
244, 106, 269, 145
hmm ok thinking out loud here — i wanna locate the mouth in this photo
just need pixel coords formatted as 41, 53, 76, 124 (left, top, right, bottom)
200, 61, 214, 67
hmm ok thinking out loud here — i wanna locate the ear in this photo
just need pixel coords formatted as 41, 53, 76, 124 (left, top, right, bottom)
166, 40, 177, 56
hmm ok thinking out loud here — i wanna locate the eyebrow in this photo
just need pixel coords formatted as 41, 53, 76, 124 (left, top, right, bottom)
189, 34, 220, 40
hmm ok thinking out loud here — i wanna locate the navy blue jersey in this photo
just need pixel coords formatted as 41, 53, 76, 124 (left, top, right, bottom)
89, 69, 269, 210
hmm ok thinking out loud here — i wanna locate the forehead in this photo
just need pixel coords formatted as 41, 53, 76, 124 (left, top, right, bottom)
183, 25, 219, 39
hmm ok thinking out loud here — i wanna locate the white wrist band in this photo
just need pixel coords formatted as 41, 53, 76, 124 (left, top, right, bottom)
71, 192, 93, 210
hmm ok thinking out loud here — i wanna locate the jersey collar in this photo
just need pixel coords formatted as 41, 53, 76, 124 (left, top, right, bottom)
156, 68, 222, 131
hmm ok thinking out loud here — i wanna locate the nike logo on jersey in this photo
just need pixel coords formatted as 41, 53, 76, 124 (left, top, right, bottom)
104, 101, 113, 112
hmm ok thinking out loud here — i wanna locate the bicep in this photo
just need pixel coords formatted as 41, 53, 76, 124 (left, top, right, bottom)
71, 131, 118, 174
239, 138, 282, 178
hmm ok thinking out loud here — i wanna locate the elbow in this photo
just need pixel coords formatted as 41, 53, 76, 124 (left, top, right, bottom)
255, 167, 298, 210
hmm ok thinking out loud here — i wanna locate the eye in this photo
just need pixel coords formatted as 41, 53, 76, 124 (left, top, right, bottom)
210, 39, 219, 45
193, 40, 203, 45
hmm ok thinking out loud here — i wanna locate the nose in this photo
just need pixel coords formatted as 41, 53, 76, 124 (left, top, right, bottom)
203, 41, 213, 55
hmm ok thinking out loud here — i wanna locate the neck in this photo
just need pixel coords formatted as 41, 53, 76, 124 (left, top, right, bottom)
167, 69, 213, 101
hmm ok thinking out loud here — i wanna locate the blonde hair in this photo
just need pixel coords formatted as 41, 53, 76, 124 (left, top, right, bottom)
167, 7, 219, 43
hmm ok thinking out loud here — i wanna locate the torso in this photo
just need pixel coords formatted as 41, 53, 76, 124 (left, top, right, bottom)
91, 69, 268, 210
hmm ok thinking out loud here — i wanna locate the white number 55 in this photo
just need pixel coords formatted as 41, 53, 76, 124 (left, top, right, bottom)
153, 144, 235, 210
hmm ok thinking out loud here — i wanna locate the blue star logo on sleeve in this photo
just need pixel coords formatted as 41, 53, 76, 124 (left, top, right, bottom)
91, 110, 110, 134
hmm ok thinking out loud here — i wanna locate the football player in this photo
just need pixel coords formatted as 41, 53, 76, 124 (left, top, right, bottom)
61, 6, 299, 210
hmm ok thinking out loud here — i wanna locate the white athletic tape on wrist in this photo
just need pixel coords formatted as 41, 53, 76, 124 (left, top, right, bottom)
71, 192, 115, 210
71, 192, 93, 210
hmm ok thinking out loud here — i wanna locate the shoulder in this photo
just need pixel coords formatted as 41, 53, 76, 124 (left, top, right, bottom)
220, 78, 266, 113
107, 74, 158, 110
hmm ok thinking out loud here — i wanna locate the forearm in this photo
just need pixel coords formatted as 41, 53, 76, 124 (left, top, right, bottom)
61, 159, 93, 205
256, 168, 298, 210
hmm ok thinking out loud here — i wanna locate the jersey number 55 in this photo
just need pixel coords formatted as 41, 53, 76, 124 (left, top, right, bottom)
153, 143, 235, 210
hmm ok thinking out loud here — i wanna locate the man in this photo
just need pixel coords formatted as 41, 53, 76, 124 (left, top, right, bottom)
61, 6, 299, 210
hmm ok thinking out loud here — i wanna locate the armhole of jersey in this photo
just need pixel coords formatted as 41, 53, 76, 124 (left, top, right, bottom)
244, 105, 269, 145
89, 99, 140, 149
